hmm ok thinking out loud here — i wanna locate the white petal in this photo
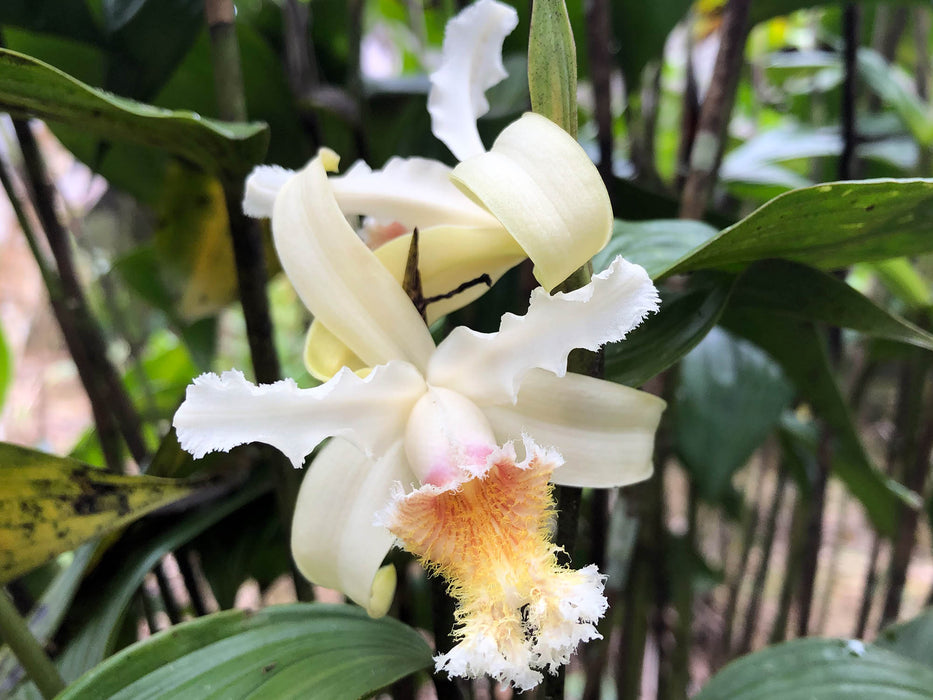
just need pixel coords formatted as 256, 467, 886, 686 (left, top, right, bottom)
291, 438, 417, 616
273, 150, 436, 370
330, 157, 500, 229
304, 224, 526, 381
243, 165, 294, 218
428, 0, 519, 161
451, 113, 613, 291
482, 369, 665, 488
173, 362, 426, 468
428, 256, 659, 406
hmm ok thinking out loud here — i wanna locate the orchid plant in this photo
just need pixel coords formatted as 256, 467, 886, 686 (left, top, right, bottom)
173, 0, 665, 690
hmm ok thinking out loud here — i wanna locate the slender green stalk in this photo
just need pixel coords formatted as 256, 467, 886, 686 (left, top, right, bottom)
794, 427, 831, 637
0, 589, 65, 700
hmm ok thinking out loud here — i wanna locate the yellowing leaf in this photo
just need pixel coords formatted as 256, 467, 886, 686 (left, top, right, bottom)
0, 443, 195, 583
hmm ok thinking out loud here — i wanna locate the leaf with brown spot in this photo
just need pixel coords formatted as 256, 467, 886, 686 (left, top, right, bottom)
0, 443, 196, 583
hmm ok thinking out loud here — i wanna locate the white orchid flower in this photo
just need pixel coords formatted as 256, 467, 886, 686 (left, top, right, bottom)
242, 0, 613, 382
174, 144, 665, 689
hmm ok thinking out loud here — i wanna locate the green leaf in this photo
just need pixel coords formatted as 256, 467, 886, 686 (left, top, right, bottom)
749, 0, 930, 27
37, 476, 270, 692
877, 608, 933, 670
58, 604, 433, 700
0, 544, 96, 695
604, 275, 734, 388
729, 259, 933, 352
674, 327, 795, 502
594, 219, 720, 280
0, 443, 196, 583
666, 179, 933, 277
0, 1, 105, 44
0, 320, 10, 411
695, 638, 933, 700
0, 48, 269, 179
722, 312, 919, 536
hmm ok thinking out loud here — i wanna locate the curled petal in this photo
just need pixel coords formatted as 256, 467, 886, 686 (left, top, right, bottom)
482, 369, 665, 488
330, 157, 500, 229
305, 225, 526, 381
173, 362, 426, 468
292, 439, 416, 617
273, 151, 436, 370
243, 165, 294, 218
452, 113, 613, 291
428, 0, 519, 161
428, 256, 660, 406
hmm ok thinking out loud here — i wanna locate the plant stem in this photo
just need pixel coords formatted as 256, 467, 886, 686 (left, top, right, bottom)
0, 589, 65, 700
839, 4, 859, 181
679, 0, 750, 219
854, 535, 883, 637
794, 426, 831, 636
769, 484, 806, 643
739, 466, 788, 654
583, 0, 614, 191
203, 0, 311, 601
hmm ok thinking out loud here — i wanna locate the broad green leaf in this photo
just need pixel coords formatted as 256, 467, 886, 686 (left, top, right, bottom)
695, 638, 933, 700
604, 275, 734, 388
6, 476, 271, 698
59, 604, 433, 700
729, 259, 933, 351
0, 543, 96, 694
877, 608, 933, 670
666, 179, 933, 277
722, 311, 919, 536
0, 320, 10, 410
674, 327, 794, 502
0, 48, 268, 179
0, 443, 195, 583
594, 219, 720, 280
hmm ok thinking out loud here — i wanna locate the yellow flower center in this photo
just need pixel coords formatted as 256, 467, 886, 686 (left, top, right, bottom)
380, 438, 607, 690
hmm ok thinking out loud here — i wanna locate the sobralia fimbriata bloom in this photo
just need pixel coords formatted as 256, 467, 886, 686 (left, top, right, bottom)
174, 151, 665, 689
173, 0, 667, 687
242, 0, 613, 383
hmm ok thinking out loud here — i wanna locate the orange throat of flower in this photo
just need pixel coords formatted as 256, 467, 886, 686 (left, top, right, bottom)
379, 437, 608, 691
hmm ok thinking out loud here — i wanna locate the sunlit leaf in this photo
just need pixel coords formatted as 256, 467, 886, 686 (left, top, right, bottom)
860, 258, 933, 311
0, 48, 268, 179
0, 444, 195, 583
59, 604, 433, 700
667, 179, 933, 277
695, 638, 933, 700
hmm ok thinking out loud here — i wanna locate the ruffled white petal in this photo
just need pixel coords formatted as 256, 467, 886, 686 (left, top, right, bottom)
304, 224, 526, 381
273, 150, 436, 371
330, 157, 500, 229
172, 362, 426, 468
291, 438, 416, 617
482, 369, 665, 487
243, 165, 294, 218
428, 0, 519, 161
428, 256, 660, 406
451, 113, 613, 291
